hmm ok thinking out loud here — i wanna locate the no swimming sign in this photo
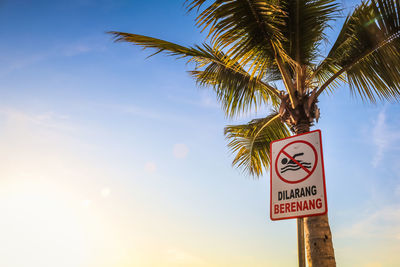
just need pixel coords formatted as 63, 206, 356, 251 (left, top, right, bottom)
270, 130, 328, 220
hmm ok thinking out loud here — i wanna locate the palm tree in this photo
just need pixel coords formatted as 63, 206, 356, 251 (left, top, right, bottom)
109, 0, 400, 265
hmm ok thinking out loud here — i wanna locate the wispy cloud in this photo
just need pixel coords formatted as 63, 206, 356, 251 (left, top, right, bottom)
0, 108, 76, 134
61, 43, 94, 57
167, 90, 220, 109
166, 90, 275, 121
371, 108, 400, 167
0, 53, 50, 77
105, 103, 198, 126
0, 36, 106, 77
112, 104, 170, 121
60, 35, 107, 57
337, 204, 400, 240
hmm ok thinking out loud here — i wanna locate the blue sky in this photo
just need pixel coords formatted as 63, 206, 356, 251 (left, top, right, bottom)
0, 0, 399, 266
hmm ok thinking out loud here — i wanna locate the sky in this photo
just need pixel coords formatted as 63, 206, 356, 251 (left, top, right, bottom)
0, 0, 399, 266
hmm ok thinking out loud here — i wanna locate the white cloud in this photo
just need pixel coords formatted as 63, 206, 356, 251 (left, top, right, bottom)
0, 37, 105, 77
337, 205, 400, 240
0, 108, 75, 133
60, 36, 106, 57
114, 104, 166, 120
108, 103, 195, 126
62, 44, 93, 57
371, 108, 400, 167
166, 91, 220, 110
173, 143, 189, 159
1, 53, 49, 76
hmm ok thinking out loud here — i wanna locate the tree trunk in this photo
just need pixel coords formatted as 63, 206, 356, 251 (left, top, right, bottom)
293, 123, 336, 267
304, 214, 336, 266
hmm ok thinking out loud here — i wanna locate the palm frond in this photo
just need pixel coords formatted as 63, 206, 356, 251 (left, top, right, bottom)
190, 44, 281, 117
109, 31, 205, 58
315, 0, 400, 102
224, 112, 290, 176
109, 32, 281, 117
185, 0, 287, 77
281, 0, 340, 65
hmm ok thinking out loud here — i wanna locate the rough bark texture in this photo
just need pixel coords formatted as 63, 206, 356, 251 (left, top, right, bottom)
304, 214, 336, 266
294, 122, 336, 267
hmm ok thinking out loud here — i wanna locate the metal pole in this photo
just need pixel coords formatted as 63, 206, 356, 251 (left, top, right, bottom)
297, 217, 306, 267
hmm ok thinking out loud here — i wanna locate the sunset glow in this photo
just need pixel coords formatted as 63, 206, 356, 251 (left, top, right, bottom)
0, 0, 399, 266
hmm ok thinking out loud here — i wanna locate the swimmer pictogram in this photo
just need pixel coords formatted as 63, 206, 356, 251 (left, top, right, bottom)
275, 140, 318, 184
280, 152, 312, 173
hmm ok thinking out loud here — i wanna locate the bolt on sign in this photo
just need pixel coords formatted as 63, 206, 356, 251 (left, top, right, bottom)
270, 130, 328, 220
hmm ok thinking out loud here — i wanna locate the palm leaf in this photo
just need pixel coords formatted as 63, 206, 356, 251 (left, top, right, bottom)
315, 0, 400, 102
109, 32, 281, 117
281, 0, 340, 66
189, 44, 281, 117
224, 112, 290, 176
185, 0, 287, 78
109, 31, 207, 58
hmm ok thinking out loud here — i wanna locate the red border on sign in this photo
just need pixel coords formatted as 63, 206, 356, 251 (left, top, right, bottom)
269, 129, 328, 221
275, 140, 318, 184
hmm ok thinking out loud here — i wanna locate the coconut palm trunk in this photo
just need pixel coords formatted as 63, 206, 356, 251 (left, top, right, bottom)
305, 214, 336, 266
110, 0, 400, 266
293, 122, 335, 266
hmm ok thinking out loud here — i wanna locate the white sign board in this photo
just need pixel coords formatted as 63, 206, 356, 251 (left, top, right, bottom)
270, 130, 327, 220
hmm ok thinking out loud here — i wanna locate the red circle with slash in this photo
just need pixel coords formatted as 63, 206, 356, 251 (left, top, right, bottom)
275, 140, 318, 184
